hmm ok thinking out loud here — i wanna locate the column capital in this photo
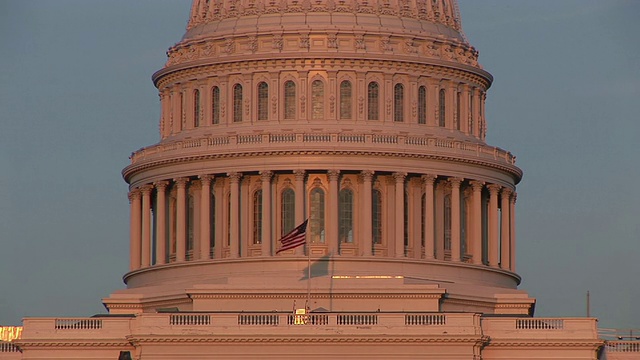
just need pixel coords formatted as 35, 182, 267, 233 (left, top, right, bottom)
139, 184, 154, 196
393, 172, 407, 183
128, 188, 141, 202
198, 174, 214, 184
227, 172, 242, 183
260, 170, 274, 182
360, 170, 374, 182
469, 180, 485, 192
487, 183, 502, 195
510, 192, 518, 204
293, 169, 306, 181
327, 170, 340, 181
421, 174, 437, 186
447, 177, 463, 188
501, 187, 513, 198
154, 180, 170, 191
174, 177, 189, 188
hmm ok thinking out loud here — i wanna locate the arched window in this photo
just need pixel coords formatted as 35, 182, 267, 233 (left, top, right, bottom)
339, 80, 352, 120
444, 194, 451, 251
187, 194, 195, 259
367, 82, 379, 120
439, 88, 446, 127
170, 196, 177, 261
461, 194, 469, 256
211, 86, 220, 124
338, 188, 354, 243
257, 82, 269, 121
193, 89, 201, 127
309, 188, 325, 243
311, 80, 324, 120
281, 188, 295, 235
418, 86, 427, 124
394, 83, 404, 122
456, 91, 461, 130
253, 190, 262, 244
284, 80, 296, 120
233, 83, 243, 122
421, 193, 426, 247
372, 189, 382, 244
404, 190, 409, 251
227, 193, 231, 246
209, 191, 215, 258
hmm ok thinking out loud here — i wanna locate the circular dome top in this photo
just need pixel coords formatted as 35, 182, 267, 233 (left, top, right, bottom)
159, 0, 481, 74
185, 0, 466, 41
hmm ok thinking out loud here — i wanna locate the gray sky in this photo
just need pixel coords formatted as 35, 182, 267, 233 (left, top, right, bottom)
0, 1, 638, 330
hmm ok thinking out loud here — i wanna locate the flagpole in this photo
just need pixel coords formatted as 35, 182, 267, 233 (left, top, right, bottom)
306, 238, 311, 311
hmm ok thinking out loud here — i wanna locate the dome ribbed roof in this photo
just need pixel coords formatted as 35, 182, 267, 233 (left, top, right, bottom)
185, 0, 466, 42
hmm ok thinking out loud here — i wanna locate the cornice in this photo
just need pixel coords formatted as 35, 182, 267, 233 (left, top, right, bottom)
127, 334, 486, 345
486, 340, 604, 349
123, 149, 522, 185
153, 57, 491, 90
189, 293, 443, 300
14, 340, 131, 349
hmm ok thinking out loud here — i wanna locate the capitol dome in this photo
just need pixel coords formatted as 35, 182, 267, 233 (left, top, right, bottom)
110, 0, 529, 316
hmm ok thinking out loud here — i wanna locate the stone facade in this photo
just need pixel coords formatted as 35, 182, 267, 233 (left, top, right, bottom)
2, 1, 636, 359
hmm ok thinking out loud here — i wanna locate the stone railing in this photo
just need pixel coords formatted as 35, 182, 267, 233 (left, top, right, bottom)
21, 317, 133, 340
605, 341, 640, 353
0, 342, 20, 353
19, 314, 599, 343
129, 132, 516, 169
482, 317, 598, 340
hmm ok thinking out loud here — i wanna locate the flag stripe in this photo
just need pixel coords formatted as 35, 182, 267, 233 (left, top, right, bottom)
276, 219, 308, 254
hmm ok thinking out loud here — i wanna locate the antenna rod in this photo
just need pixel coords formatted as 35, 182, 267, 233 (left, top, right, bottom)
586, 291, 590, 317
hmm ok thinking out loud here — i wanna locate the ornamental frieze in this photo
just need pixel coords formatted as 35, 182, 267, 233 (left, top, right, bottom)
165, 33, 479, 69
156, 58, 490, 91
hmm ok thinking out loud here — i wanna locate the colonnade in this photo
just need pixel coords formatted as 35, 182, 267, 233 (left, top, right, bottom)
128, 170, 516, 273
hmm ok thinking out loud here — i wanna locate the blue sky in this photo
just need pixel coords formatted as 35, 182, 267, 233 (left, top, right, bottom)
0, 1, 638, 330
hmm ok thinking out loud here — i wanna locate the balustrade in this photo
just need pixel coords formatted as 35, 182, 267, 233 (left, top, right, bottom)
0, 342, 19, 353
405, 314, 446, 326
238, 314, 279, 326
515, 318, 564, 330
170, 314, 211, 326
128, 131, 517, 168
54, 319, 103, 330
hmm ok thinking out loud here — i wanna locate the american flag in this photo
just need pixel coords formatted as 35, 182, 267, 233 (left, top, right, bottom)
276, 219, 308, 254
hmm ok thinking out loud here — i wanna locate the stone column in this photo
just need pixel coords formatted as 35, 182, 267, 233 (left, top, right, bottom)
393, 172, 406, 257
469, 180, 484, 265
434, 182, 445, 260
294, 170, 306, 255
422, 175, 436, 260
199, 175, 213, 260
487, 184, 501, 267
140, 185, 153, 268
361, 170, 373, 256
510, 192, 517, 272
154, 181, 169, 265
500, 188, 512, 269
328, 170, 340, 255
128, 189, 141, 271
260, 171, 273, 256
449, 178, 462, 262
175, 178, 189, 262
228, 172, 241, 258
